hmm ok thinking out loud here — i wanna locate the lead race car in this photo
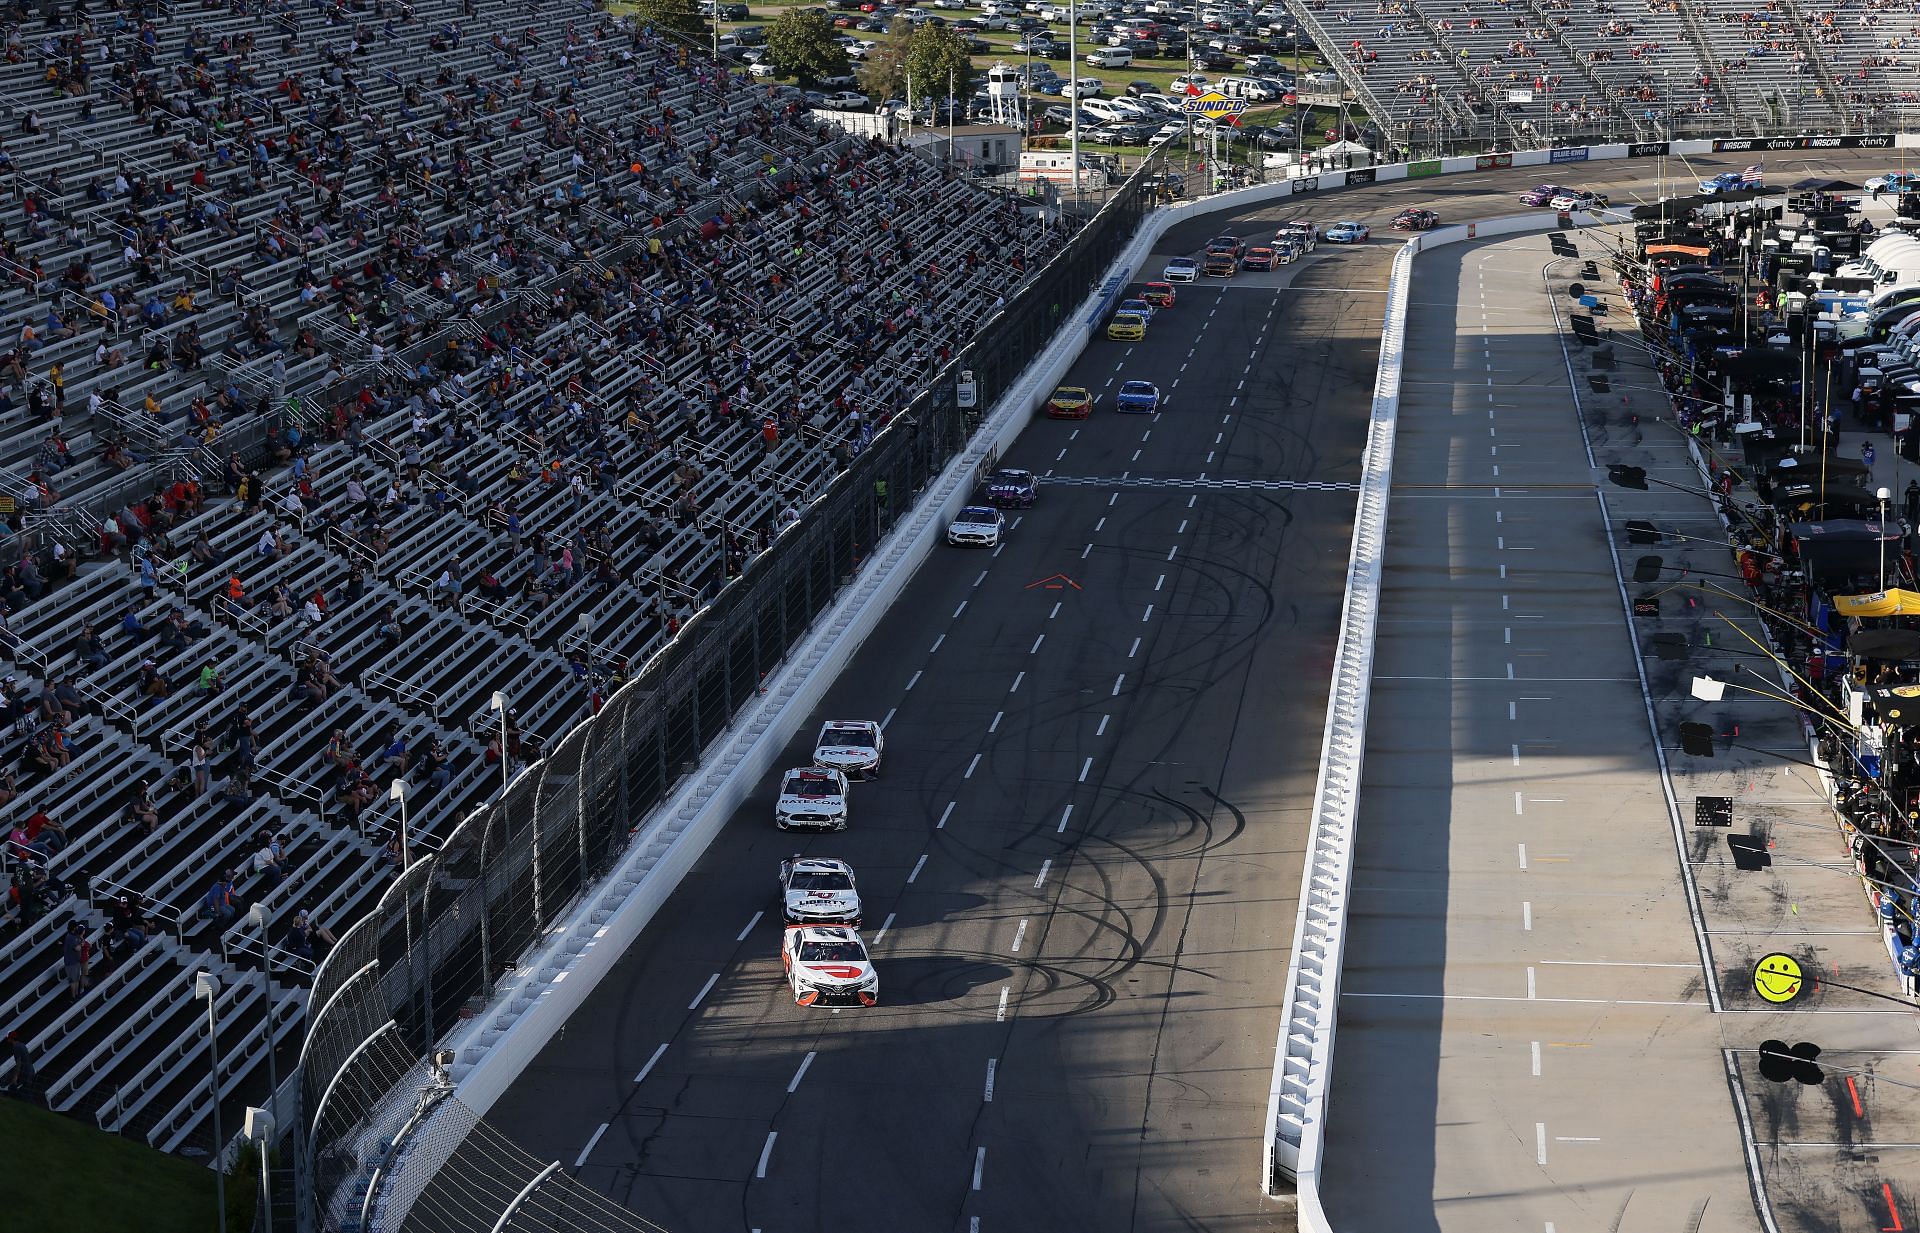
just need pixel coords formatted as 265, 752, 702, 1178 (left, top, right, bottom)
813, 719, 884, 778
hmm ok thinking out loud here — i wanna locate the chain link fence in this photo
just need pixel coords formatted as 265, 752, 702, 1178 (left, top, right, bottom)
293, 150, 1163, 1232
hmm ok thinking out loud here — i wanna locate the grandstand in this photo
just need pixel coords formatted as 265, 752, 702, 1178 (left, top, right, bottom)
0, 0, 1049, 1161
1285, 0, 1920, 149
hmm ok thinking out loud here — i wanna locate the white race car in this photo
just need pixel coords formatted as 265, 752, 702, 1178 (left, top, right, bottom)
778, 856, 863, 926
773, 766, 850, 830
947, 504, 1006, 547
783, 924, 879, 1006
1162, 256, 1200, 283
813, 719, 884, 778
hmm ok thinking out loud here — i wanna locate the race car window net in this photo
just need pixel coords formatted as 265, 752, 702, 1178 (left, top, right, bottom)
823, 727, 872, 745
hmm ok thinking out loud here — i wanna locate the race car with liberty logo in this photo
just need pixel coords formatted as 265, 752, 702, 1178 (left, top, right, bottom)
778, 856, 863, 926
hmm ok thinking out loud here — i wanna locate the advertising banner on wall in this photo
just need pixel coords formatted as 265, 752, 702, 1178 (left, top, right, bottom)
1408, 159, 1442, 177
1549, 147, 1590, 164
1475, 153, 1514, 170
1713, 134, 1894, 152
1292, 176, 1320, 194
1627, 141, 1670, 157
1346, 168, 1377, 185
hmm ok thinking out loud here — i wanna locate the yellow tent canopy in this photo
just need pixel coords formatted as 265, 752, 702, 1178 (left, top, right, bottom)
1833, 588, 1920, 618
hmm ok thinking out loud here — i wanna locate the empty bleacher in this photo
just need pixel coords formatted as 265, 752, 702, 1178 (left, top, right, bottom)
1288, 0, 1920, 144
0, 0, 1051, 1156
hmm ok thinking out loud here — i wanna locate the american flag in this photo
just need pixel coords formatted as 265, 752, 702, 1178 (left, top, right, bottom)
1741, 163, 1764, 183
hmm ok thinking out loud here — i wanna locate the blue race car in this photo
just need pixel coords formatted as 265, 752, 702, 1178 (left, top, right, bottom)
1115, 379, 1161, 413
1698, 171, 1748, 195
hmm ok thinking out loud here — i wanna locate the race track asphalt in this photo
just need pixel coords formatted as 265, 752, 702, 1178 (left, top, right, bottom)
483, 148, 1907, 1233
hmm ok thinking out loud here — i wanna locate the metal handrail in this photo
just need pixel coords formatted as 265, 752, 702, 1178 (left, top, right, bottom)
363, 669, 440, 719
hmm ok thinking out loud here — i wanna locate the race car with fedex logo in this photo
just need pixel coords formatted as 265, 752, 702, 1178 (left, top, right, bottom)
773, 766, 850, 830
783, 924, 879, 1006
778, 856, 862, 926
813, 719, 884, 778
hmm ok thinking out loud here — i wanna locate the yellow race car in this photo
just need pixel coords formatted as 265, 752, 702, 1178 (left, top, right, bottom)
1106, 311, 1147, 341
1046, 385, 1093, 419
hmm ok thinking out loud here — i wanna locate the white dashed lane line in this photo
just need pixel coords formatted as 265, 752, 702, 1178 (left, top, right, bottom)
787, 1051, 816, 1093
756, 1132, 778, 1179
1096, 714, 1109, 735
1057, 804, 1073, 833
965, 754, 982, 778
736, 910, 763, 941
633, 1042, 668, 1085
1034, 859, 1052, 889
1011, 919, 1028, 952
937, 802, 955, 829
909, 853, 929, 881
576, 1122, 609, 1168
989, 710, 1003, 732
689, 973, 720, 1011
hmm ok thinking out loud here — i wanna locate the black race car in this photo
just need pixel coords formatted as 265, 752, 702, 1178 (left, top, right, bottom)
982, 468, 1039, 509
1391, 207, 1438, 231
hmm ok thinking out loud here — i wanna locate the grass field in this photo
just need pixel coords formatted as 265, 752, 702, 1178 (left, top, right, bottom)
0, 1098, 230, 1233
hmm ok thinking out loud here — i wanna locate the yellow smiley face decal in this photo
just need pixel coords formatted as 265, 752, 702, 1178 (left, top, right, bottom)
1752, 953, 1804, 1005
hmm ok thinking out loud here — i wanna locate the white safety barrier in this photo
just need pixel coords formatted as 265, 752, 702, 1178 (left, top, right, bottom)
441, 129, 1907, 1166
1263, 211, 1579, 1229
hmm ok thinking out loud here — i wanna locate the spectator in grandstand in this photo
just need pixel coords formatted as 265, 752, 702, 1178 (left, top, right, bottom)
283, 910, 337, 965
122, 783, 160, 836
190, 739, 211, 796
203, 873, 240, 928
3, 1031, 31, 1095
251, 834, 285, 890
62, 920, 91, 997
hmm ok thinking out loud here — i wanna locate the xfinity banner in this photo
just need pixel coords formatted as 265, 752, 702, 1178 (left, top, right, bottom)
1346, 168, 1376, 186
1627, 141, 1670, 157
1549, 147, 1590, 164
1292, 176, 1320, 194
1713, 134, 1894, 152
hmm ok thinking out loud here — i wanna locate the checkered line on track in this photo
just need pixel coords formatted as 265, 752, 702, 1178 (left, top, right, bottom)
1040, 474, 1359, 492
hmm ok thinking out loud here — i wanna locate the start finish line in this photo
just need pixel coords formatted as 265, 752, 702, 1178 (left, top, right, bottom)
1042, 473, 1359, 491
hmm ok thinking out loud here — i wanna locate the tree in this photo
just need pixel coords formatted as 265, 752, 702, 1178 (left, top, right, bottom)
857, 19, 914, 103
905, 24, 975, 114
627, 0, 710, 42
766, 8, 851, 87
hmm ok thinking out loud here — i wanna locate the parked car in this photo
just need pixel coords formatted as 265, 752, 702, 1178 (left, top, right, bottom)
820, 90, 871, 109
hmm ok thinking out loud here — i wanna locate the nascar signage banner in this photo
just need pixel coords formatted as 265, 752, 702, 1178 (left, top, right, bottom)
1549, 146, 1590, 164
1408, 158, 1442, 178
1292, 176, 1320, 194
1713, 133, 1894, 152
1475, 153, 1514, 170
1179, 90, 1251, 121
1627, 141, 1669, 157
1346, 168, 1376, 186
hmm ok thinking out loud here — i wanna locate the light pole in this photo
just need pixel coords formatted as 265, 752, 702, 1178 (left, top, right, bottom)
243, 1106, 276, 1233
245, 904, 278, 1116
1880, 486, 1893, 590
489, 690, 511, 797
389, 779, 409, 870
1067, 0, 1078, 199
195, 971, 228, 1233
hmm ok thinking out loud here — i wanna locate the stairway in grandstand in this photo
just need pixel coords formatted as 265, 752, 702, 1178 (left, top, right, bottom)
0, 0, 1050, 1159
